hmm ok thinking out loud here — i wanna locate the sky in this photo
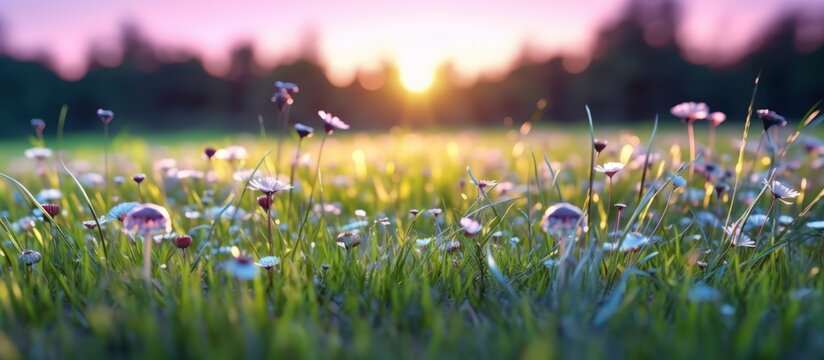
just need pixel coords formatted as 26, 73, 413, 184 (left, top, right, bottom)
0, 0, 821, 86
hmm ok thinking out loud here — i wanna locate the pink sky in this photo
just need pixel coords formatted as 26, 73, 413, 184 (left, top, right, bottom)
0, 0, 821, 84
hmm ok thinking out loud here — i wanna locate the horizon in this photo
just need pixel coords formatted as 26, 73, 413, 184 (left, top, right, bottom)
2, 0, 823, 90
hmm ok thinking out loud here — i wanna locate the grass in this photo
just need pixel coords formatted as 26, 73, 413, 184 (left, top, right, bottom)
0, 109, 823, 359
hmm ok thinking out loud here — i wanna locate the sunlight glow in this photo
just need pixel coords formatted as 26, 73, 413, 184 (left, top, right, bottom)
398, 55, 437, 93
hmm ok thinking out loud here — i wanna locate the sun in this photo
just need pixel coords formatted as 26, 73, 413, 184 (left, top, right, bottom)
398, 58, 436, 93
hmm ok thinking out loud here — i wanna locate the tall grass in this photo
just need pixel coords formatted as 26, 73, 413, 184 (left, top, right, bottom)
0, 98, 823, 358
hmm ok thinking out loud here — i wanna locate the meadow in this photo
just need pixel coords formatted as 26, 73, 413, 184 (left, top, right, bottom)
0, 94, 823, 359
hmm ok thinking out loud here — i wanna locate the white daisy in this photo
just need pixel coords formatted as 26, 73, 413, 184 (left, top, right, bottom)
603, 232, 651, 252
594, 162, 625, 178
24, 147, 52, 160
214, 146, 248, 161
247, 176, 293, 196
723, 225, 756, 248
762, 179, 800, 205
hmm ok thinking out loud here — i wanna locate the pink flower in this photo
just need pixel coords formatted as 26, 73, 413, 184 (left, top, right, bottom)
318, 110, 350, 134
708, 111, 726, 127
460, 217, 482, 236
670, 102, 709, 122
122, 204, 172, 241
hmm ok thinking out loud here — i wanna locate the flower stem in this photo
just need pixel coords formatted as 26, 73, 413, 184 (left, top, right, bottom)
104, 123, 110, 208
613, 208, 623, 242
755, 198, 776, 245
606, 177, 613, 234
266, 197, 274, 252
143, 236, 152, 284
291, 133, 328, 259
274, 106, 291, 178
586, 152, 597, 238
687, 121, 696, 177
708, 125, 716, 159
649, 188, 676, 236
286, 138, 303, 224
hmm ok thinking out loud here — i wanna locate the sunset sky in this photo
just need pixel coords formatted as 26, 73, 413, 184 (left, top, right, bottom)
1, 0, 821, 87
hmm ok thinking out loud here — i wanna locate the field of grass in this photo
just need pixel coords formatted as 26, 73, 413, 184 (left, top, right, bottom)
1, 108, 824, 359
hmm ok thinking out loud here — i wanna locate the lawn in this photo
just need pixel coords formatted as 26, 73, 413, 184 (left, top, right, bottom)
0, 110, 823, 359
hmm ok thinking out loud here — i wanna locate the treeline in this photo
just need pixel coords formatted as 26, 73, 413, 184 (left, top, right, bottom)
0, 0, 822, 137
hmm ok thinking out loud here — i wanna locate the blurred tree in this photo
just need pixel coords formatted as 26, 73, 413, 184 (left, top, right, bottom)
0, 1, 821, 138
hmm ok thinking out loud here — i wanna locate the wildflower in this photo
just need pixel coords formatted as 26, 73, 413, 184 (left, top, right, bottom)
541, 202, 587, 238
478, 180, 497, 189
671, 102, 709, 122
314, 203, 342, 216
247, 176, 292, 196
181, 205, 203, 219
510, 237, 520, 247
214, 146, 248, 161
745, 214, 769, 230
271, 89, 293, 111
757, 109, 787, 131
154, 158, 177, 174
258, 256, 281, 270
762, 179, 800, 205
594, 162, 624, 178
40, 203, 61, 218
114, 176, 125, 186
18, 249, 42, 266
31, 118, 46, 132
36, 189, 62, 203
593, 139, 608, 154
97, 108, 114, 124
603, 232, 651, 252
80, 173, 105, 187
709, 111, 726, 127
132, 173, 146, 184
671, 174, 687, 188
777, 215, 793, 227
672, 102, 709, 175
226, 255, 259, 280
204, 206, 248, 220
416, 238, 433, 248
24, 147, 53, 160
321, 264, 331, 271
687, 283, 722, 302
294, 123, 314, 139
355, 209, 367, 218
173, 235, 192, 249
614, 203, 627, 210
806, 221, 824, 229
318, 110, 350, 134
232, 169, 256, 182
335, 231, 361, 249
196, 147, 215, 161
409, 209, 420, 217
257, 195, 273, 211
460, 217, 482, 236
723, 225, 756, 248
122, 203, 172, 240
429, 208, 443, 217
107, 202, 141, 222
714, 183, 728, 198
13, 216, 37, 233
441, 240, 461, 254
275, 81, 300, 94
377, 217, 391, 226
82, 220, 98, 230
